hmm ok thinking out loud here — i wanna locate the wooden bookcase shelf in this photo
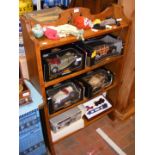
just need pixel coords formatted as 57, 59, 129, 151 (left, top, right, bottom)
20, 4, 130, 155
49, 80, 118, 119
44, 55, 123, 87
84, 108, 113, 126
52, 107, 113, 144
38, 22, 128, 50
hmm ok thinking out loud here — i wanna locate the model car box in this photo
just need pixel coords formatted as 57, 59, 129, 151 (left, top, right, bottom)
19, 109, 47, 155
42, 44, 85, 82
49, 106, 82, 133
79, 68, 113, 98
46, 80, 84, 114
83, 94, 112, 119
75, 34, 123, 66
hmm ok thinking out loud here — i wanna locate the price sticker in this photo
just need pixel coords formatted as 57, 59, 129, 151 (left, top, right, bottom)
74, 8, 79, 13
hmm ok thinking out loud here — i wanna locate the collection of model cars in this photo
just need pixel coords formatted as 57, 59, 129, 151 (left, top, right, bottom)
42, 34, 123, 133
49, 94, 112, 134
46, 67, 113, 114
47, 67, 114, 134
42, 34, 123, 81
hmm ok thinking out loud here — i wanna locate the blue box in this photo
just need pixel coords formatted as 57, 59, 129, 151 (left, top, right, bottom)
19, 81, 48, 155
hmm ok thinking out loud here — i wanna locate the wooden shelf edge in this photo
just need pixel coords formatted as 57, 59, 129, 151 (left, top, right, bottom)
48, 81, 117, 119
84, 107, 113, 126
39, 24, 129, 50
45, 55, 123, 88
48, 98, 87, 119
52, 126, 84, 144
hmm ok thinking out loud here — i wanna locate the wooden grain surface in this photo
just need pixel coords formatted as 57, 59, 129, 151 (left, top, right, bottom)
38, 22, 128, 50
116, 10, 135, 114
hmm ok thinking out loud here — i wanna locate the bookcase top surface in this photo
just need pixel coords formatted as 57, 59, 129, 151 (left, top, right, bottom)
21, 4, 129, 50
38, 21, 128, 50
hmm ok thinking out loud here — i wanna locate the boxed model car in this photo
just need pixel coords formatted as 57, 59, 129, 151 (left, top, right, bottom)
75, 34, 123, 66
46, 81, 84, 114
79, 68, 113, 98
49, 106, 83, 133
42, 44, 85, 81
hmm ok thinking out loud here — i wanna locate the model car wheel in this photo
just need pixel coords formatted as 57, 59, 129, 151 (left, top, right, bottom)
111, 46, 117, 54
51, 67, 58, 73
73, 60, 80, 66
66, 121, 71, 126
70, 92, 76, 98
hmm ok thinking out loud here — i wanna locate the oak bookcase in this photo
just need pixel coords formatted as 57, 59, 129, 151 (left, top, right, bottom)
20, 4, 130, 154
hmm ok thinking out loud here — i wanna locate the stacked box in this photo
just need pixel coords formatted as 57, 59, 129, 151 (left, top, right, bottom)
19, 109, 47, 155
19, 81, 48, 155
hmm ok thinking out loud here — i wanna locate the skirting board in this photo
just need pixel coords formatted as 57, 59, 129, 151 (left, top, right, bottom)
96, 128, 127, 155
51, 119, 84, 142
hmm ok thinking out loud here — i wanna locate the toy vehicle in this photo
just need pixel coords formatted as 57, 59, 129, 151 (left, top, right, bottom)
94, 98, 105, 106
52, 86, 76, 107
47, 52, 79, 73
50, 106, 82, 133
83, 95, 112, 119
87, 103, 108, 115
88, 74, 106, 90
96, 45, 110, 56
75, 34, 123, 66
79, 68, 113, 98
46, 81, 84, 114
42, 46, 85, 82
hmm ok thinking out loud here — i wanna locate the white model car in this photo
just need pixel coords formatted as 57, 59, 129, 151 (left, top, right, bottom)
52, 86, 76, 105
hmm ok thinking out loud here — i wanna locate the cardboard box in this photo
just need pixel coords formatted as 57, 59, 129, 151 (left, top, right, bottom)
19, 81, 48, 155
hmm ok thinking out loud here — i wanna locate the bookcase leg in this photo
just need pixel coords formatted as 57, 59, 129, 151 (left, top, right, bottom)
39, 105, 56, 155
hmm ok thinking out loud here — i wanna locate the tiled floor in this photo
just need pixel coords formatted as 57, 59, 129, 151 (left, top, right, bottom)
54, 115, 135, 155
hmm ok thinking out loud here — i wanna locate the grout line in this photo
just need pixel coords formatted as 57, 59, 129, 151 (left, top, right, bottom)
96, 128, 127, 155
